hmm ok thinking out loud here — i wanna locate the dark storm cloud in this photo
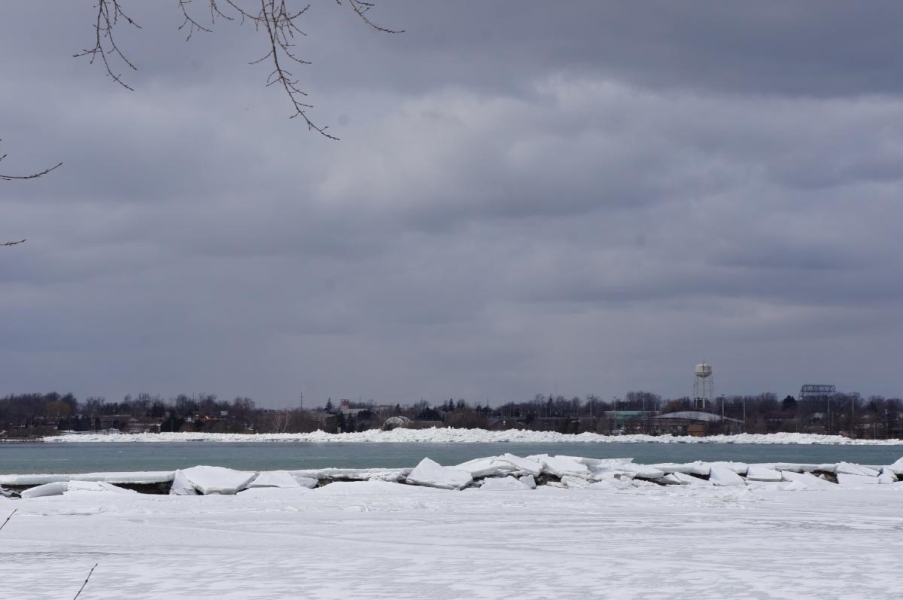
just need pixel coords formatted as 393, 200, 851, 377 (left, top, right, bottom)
2, 1, 903, 405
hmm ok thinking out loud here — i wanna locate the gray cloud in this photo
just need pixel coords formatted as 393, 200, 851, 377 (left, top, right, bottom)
2, 1, 902, 406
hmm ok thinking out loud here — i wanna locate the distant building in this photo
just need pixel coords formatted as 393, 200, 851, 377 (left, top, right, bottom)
653, 411, 744, 436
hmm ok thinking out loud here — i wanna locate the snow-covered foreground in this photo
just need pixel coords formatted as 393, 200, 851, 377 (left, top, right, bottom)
3, 454, 903, 599
44, 428, 903, 445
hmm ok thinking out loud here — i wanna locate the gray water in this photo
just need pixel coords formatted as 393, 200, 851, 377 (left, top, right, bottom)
1, 442, 902, 474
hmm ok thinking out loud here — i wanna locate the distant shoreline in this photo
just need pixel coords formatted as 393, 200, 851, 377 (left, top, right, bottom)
39, 428, 903, 445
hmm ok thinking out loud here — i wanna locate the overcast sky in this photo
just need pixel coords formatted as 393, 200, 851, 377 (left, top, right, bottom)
2, 1, 902, 408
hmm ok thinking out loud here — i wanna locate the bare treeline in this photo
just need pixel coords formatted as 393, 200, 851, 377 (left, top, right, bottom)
2, 389, 901, 439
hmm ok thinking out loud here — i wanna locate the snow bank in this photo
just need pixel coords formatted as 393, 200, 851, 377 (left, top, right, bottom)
43, 429, 903, 445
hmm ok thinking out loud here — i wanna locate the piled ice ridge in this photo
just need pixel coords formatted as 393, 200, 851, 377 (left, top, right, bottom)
3, 454, 901, 497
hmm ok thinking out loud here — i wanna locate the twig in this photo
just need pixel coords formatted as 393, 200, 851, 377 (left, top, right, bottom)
0, 509, 17, 532
77, 1, 400, 138
1, 240, 27, 247
1, 140, 62, 181
73, 563, 99, 600
73, 0, 140, 90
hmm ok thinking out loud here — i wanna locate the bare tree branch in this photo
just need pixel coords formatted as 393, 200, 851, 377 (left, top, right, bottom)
1, 239, 27, 247
77, 1, 401, 139
73, 563, 99, 600
0, 509, 17, 532
73, 1, 141, 91
0, 140, 62, 182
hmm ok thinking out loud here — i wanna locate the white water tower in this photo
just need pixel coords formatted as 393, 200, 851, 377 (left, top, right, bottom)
694, 362, 714, 411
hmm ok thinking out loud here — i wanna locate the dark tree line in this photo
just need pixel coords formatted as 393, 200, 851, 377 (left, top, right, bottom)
2, 389, 902, 439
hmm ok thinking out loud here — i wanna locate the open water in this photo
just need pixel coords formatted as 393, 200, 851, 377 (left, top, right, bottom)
1, 441, 902, 474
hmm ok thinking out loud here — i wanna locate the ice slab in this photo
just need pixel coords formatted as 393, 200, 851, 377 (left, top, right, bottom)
177, 466, 257, 495
591, 472, 633, 489
772, 463, 820, 473
497, 453, 543, 476
290, 468, 409, 483
709, 467, 745, 487
0, 471, 174, 486
291, 475, 319, 489
248, 471, 302, 489
652, 462, 711, 477
480, 476, 531, 491
617, 464, 666, 480
780, 471, 836, 490
746, 466, 783, 482
21, 481, 69, 498
406, 458, 472, 490
836, 473, 879, 487
878, 468, 898, 484
170, 470, 199, 495
709, 462, 749, 475
518, 474, 537, 489
530, 455, 590, 478
455, 457, 516, 479
561, 475, 590, 489
65, 481, 133, 494
835, 462, 880, 477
